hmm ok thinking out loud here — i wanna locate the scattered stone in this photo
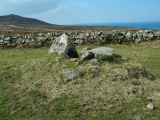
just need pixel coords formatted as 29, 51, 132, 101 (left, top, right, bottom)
119, 68, 128, 76
61, 68, 80, 81
90, 59, 99, 66
147, 103, 154, 110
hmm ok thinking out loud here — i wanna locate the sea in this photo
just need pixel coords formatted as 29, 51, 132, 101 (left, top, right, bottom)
76, 21, 160, 30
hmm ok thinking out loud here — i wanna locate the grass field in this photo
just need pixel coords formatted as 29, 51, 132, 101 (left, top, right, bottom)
0, 41, 160, 120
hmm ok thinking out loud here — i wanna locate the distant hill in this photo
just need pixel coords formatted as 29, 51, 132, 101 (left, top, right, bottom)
0, 14, 51, 25
0, 14, 140, 33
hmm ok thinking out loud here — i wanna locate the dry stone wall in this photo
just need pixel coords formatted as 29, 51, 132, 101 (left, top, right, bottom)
0, 30, 160, 48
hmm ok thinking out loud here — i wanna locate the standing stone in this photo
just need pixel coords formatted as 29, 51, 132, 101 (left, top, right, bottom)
48, 34, 79, 58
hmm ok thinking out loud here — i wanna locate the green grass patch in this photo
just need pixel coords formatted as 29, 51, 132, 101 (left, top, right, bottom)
110, 45, 160, 78
0, 42, 160, 119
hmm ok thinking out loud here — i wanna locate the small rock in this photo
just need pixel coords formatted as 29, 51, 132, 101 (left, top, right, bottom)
119, 68, 128, 76
90, 59, 99, 66
10, 111, 16, 115
61, 68, 80, 81
147, 103, 154, 110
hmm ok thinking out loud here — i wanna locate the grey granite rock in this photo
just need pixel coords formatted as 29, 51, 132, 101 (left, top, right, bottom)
49, 34, 79, 58
61, 68, 80, 81
88, 47, 115, 61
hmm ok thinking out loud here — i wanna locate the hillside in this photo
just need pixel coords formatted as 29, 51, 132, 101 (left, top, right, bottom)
0, 14, 51, 25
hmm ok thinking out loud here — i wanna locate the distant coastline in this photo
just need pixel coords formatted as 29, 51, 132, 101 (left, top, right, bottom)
74, 21, 160, 30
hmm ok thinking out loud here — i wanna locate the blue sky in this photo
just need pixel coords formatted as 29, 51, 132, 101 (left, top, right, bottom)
0, 0, 160, 25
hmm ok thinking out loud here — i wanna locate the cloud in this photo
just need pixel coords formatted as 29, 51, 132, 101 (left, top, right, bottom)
25, 5, 67, 24
76, 2, 94, 8
0, 0, 66, 15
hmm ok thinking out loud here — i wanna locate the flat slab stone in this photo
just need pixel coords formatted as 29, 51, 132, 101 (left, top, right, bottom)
88, 47, 115, 60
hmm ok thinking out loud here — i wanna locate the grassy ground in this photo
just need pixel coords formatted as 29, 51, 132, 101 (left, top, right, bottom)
0, 41, 160, 120
110, 42, 160, 78
0, 48, 47, 120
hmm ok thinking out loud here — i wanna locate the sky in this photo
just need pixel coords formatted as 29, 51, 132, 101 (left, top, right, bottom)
0, 0, 160, 25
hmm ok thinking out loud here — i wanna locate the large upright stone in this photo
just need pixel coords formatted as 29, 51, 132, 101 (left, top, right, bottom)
48, 34, 78, 58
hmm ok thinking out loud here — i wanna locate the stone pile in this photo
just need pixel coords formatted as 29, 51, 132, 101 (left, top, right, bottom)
0, 30, 160, 47
56, 34, 155, 81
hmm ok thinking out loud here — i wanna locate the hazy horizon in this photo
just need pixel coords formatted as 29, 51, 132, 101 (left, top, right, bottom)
0, 0, 160, 25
